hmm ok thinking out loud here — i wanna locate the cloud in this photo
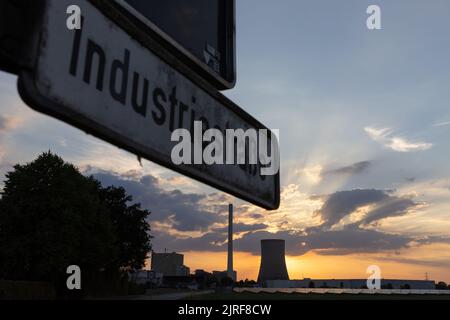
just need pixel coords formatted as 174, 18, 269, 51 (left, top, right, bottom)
147, 185, 422, 255
90, 169, 226, 232
433, 121, 450, 128
314, 189, 389, 228
360, 196, 418, 225
298, 225, 414, 255
172, 225, 415, 256
313, 189, 420, 229
324, 161, 371, 176
84, 169, 430, 258
152, 230, 226, 253
364, 127, 432, 152
212, 223, 269, 234
0, 115, 21, 133
149, 186, 422, 255
296, 165, 323, 185
248, 213, 264, 220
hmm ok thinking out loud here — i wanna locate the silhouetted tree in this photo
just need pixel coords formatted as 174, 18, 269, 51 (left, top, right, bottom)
0, 152, 152, 297
235, 279, 257, 288
245, 279, 257, 287
98, 186, 152, 271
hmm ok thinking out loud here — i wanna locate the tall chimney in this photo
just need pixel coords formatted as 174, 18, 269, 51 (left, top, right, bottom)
227, 204, 234, 280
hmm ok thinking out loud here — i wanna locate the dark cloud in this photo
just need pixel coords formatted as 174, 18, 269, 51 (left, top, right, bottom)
152, 230, 226, 253
324, 161, 371, 176
232, 225, 414, 256
233, 230, 302, 254
248, 213, 264, 220
87, 170, 427, 257
152, 188, 422, 255
300, 225, 413, 255
212, 223, 268, 234
90, 170, 225, 232
150, 227, 300, 255
314, 189, 418, 228
151, 224, 417, 257
361, 197, 417, 225
315, 189, 389, 228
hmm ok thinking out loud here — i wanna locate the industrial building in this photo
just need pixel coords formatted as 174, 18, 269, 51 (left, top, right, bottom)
255, 238, 436, 290
147, 204, 236, 289
265, 278, 436, 290
129, 270, 163, 288
257, 239, 290, 284
151, 251, 190, 276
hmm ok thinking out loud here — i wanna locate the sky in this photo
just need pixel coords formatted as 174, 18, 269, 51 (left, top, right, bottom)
2, 0, 450, 282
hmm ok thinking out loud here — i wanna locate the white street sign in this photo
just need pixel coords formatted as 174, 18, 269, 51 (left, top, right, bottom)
19, 0, 280, 210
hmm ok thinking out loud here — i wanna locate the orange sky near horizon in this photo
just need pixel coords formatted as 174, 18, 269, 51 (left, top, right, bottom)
182, 244, 450, 283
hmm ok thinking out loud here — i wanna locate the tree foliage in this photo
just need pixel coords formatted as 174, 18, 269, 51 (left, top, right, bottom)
0, 152, 152, 295
99, 186, 152, 271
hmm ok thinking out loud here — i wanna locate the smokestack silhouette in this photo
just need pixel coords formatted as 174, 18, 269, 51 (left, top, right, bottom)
227, 204, 235, 281
257, 239, 289, 284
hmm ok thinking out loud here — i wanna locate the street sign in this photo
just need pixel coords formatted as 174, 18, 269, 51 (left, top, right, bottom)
18, 0, 280, 210
109, 0, 236, 90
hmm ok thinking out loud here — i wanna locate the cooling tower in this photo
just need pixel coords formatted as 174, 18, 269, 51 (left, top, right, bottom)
257, 239, 289, 284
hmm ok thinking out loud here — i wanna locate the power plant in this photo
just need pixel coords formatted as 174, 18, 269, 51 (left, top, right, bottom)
151, 251, 190, 276
257, 239, 290, 285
